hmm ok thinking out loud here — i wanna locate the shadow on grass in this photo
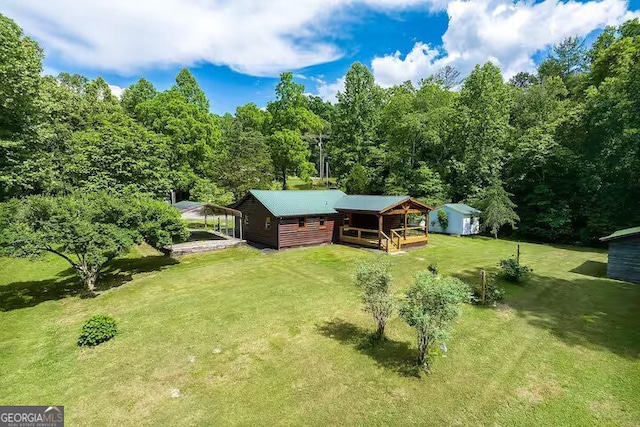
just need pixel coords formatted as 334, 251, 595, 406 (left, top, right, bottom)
455, 267, 640, 359
570, 260, 607, 278
317, 319, 421, 378
1, 255, 178, 311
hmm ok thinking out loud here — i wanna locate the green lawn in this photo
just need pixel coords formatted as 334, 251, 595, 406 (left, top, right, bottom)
1, 236, 639, 426
277, 176, 338, 190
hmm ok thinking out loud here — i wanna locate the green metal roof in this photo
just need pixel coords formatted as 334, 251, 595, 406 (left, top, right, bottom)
334, 195, 410, 213
250, 189, 346, 217
443, 203, 481, 215
600, 226, 640, 242
173, 200, 203, 212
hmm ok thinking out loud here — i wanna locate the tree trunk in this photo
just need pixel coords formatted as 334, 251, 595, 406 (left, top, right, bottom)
84, 273, 98, 294
282, 169, 288, 190
417, 334, 431, 369
76, 264, 99, 294
375, 320, 386, 340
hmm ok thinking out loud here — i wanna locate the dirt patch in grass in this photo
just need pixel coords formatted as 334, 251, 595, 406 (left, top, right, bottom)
516, 373, 564, 405
495, 303, 516, 320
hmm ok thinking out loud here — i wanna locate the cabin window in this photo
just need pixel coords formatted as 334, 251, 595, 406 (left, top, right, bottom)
470, 216, 475, 225
297, 217, 306, 230
344, 215, 350, 226
319, 217, 326, 229
265, 217, 271, 229
244, 215, 249, 225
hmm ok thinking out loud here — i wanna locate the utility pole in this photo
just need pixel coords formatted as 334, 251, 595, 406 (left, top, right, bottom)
326, 161, 330, 187
318, 139, 324, 181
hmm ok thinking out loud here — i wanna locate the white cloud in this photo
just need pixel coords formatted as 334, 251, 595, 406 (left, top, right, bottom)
315, 77, 346, 103
372, 0, 636, 87
108, 84, 125, 99
372, 42, 445, 87
1, 0, 445, 77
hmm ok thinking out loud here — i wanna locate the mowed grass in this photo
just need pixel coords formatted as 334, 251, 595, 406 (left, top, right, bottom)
1, 236, 639, 426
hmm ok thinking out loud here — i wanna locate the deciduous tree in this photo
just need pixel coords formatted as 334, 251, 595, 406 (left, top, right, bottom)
399, 272, 469, 370
0, 192, 188, 293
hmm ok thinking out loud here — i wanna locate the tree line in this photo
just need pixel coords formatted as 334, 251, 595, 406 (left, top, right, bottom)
1, 13, 639, 243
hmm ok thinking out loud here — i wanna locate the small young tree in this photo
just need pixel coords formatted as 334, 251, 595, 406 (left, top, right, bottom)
399, 272, 469, 371
477, 182, 520, 238
0, 192, 188, 294
437, 210, 449, 231
354, 261, 394, 340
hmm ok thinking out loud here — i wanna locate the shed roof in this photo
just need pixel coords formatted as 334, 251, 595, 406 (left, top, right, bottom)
248, 189, 347, 217
443, 203, 481, 215
600, 226, 640, 242
334, 195, 410, 213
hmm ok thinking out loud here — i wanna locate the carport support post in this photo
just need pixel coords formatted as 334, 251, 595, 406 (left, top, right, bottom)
225, 214, 228, 236
239, 215, 243, 239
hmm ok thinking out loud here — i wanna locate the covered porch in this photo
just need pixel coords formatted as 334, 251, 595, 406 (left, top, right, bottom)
335, 196, 433, 252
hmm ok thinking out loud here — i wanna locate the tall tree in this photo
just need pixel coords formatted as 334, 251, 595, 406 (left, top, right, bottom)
266, 73, 320, 188
63, 111, 172, 197
136, 86, 221, 194
331, 63, 383, 188
174, 68, 210, 111
121, 78, 157, 117
0, 14, 43, 200
0, 14, 42, 138
476, 182, 520, 238
218, 121, 273, 200
449, 62, 511, 200
538, 37, 588, 95
269, 129, 313, 189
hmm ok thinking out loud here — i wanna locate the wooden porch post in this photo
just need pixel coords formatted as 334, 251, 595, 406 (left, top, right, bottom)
225, 214, 228, 236
404, 211, 408, 239
239, 215, 243, 240
425, 209, 429, 241
378, 215, 383, 250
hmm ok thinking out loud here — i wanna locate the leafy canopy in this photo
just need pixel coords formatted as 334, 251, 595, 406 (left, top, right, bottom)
0, 192, 188, 293
399, 272, 469, 370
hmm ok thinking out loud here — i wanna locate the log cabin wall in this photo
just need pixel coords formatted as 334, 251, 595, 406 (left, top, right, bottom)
278, 215, 336, 249
235, 194, 278, 247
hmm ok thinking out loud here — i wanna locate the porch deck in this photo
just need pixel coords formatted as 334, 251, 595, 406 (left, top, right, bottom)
339, 226, 428, 252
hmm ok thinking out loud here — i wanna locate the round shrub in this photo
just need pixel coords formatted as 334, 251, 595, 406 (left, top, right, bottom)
499, 257, 532, 282
77, 315, 118, 347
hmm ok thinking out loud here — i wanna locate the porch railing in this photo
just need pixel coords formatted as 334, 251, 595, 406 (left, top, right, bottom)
339, 225, 427, 252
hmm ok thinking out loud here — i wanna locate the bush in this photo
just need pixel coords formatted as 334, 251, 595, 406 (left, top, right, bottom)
78, 315, 118, 347
354, 261, 394, 340
427, 263, 439, 275
399, 272, 470, 371
499, 257, 532, 282
437, 210, 449, 231
470, 273, 505, 305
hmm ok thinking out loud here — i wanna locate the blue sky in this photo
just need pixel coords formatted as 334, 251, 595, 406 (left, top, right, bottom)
2, 0, 639, 114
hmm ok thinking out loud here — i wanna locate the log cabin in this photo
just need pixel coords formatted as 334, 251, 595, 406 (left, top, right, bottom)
234, 190, 433, 251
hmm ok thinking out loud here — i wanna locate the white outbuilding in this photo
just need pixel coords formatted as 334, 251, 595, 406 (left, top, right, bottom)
428, 203, 481, 235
